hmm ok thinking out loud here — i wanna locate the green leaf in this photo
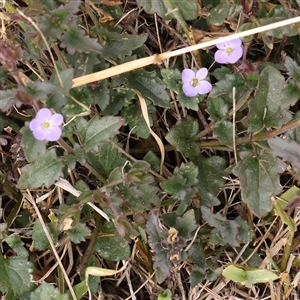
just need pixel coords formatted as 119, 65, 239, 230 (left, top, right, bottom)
287, 111, 300, 143
193, 155, 226, 206
102, 31, 148, 59
5, 236, 28, 257
27, 282, 69, 300
121, 102, 153, 138
86, 144, 126, 179
201, 206, 240, 247
38, 1, 80, 39
94, 233, 130, 261
21, 127, 47, 162
284, 56, 300, 79
161, 162, 199, 203
235, 217, 254, 244
61, 20, 102, 55
213, 121, 233, 145
165, 117, 200, 159
101, 88, 135, 116
32, 219, 57, 251
127, 69, 170, 108
245, 66, 292, 132
50, 68, 74, 90
207, 0, 230, 25
207, 97, 229, 121
188, 243, 207, 268
175, 209, 197, 239
18, 149, 63, 189
161, 68, 182, 93
122, 185, 160, 212
67, 223, 91, 244
77, 116, 125, 152
136, 0, 198, 20
268, 137, 300, 168
158, 289, 172, 300
177, 93, 203, 111
223, 265, 279, 287
0, 253, 34, 300
233, 151, 286, 217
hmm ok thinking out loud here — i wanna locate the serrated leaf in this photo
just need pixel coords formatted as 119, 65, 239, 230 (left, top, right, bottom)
213, 121, 233, 145
201, 206, 240, 247
268, 137, 300, 168
61, 20, 102, 55
18, 149, 63, 189
245, 66, 292, 132
102, 31, 148, 59
94, 233, 130, 261
161, 162, 198, 197
136, 0, 197, 20
146, 214, 166, 244
27, 282, 69, 300
21, 127, 47, 162
175, 210, 197, 239
122, 185, 160, 212
0, 253, 34, 300
86, 144, 126, 179
165, 117, 200, 159
77, 116, 124, 152
233, 152, 286, 217
50, 68, 74, 90
207, 97, 229, 121
67, 223, 91, 244
127, 70, 170, 108
38, 1, 80, 39
160, 68, 182, 92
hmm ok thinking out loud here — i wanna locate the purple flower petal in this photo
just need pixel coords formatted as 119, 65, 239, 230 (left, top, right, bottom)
215, 50, 229, 64
32, 127, 48, 140
197, 81, 212, 95
182, 69, 195, 83
50, 113, 63, 126
29, 118, 43, 130
227, 47, 243, 63
196, 68, 208, 80
183, 82, 198, 97
35, 108, 52, 121
46, 127, 62, 141
229, 38, 242, 48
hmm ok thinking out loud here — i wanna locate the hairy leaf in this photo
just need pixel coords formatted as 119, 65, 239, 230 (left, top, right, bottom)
245, 66, 292, 132
61, 20, 102, 55
233, 151, 286, 217
27, 282, 69, 300
268, 137, 300, 168
201, 206, 240, 247
77, 116, 125, 152
165, 117, 200, 159
18, 149, 63, 189
127, 69, 170, 108
137, 0, 197, 20
0, 253, 34, 300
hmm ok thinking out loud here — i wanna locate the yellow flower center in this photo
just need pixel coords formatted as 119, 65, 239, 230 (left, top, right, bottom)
226, 46, 233, 54
43, 121, 50, 129
191, 78, 198, 87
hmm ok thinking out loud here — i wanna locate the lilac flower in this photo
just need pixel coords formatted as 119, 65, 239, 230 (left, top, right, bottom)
181, 68, 212, 97
214, 38, 243, 64
29, 108, 63, 141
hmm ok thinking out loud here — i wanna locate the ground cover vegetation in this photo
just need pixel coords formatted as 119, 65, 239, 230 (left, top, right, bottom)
0, 0, 300, 299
